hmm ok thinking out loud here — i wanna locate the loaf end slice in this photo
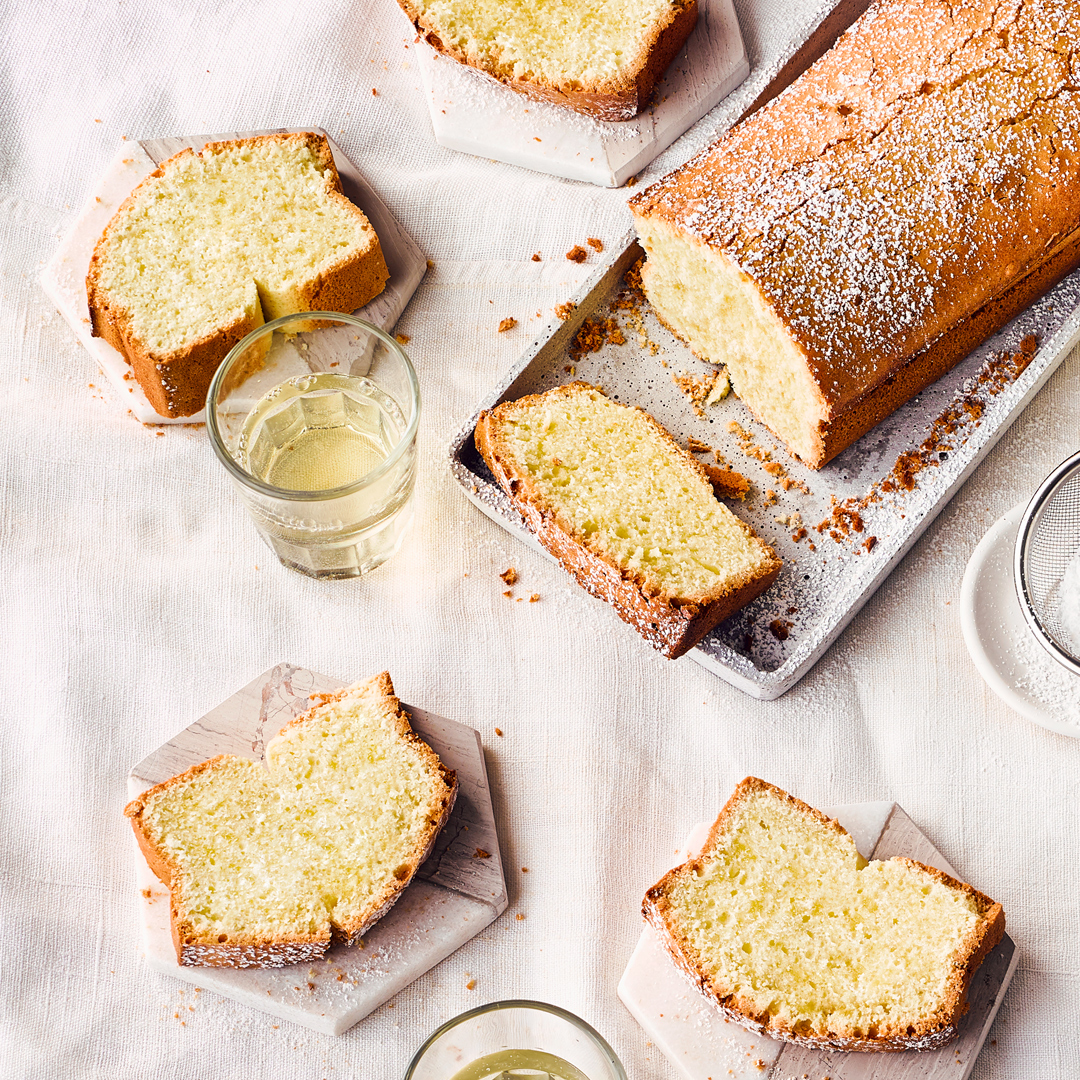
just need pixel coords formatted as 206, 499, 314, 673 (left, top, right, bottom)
124, 672, 456, 968
644, 778, 1005, 1050
475, 383, 780, 658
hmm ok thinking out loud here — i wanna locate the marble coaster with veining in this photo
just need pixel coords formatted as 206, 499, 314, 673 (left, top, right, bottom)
127, 663, 507, 1035
618, 803, 1016, 1080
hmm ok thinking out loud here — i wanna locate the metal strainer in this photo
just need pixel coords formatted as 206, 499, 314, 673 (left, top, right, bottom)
1015, 449, 1080, 677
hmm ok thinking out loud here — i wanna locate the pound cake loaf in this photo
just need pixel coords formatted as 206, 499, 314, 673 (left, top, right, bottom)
87, 132, 389, 418
475, 383, 781, 658
396, 0, 698, 120
644, 778, 1005, 1051
124, 673, 456, 968
630, 0, 1080, 467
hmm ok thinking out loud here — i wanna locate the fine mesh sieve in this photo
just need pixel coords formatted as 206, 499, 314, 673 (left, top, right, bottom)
1014, 450, 1080, 677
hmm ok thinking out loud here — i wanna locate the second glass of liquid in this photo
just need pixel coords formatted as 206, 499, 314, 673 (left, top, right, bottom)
207, 313, 420, 579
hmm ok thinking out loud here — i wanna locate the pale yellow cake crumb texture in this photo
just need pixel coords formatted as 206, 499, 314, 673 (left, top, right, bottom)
646, 779, 1004, 1048
411, 0, 678, 87
635, 216, 828, 464
126, 674, 455, 963
94, 138, 376, 355
496, 386, 766, 599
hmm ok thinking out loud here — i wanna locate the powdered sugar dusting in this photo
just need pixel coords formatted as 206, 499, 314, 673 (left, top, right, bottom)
635, 0, 1080, 402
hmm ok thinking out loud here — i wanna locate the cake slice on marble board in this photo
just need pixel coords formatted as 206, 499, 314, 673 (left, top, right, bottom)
643, 777, 1005, 1051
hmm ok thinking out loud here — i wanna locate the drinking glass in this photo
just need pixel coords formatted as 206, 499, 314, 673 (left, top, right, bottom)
207, 312, 419, 579
403, 1000, 628, 1080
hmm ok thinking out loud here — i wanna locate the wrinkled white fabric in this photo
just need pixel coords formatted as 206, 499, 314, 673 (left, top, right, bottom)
2, 0, 1079, 1076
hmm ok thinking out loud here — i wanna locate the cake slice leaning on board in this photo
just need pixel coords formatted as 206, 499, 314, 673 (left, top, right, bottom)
629, 0, 1080, 468
644, 778, 1005, 1051
475, 382, 781, 658
124, 673, 457, 968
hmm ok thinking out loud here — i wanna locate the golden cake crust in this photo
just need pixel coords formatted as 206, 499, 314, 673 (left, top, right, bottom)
475, 383, 781, 658
87, 132, 390, 419
396, 0, 697, 121
630, 0, 1080, 465
643, 778, 1006, 1051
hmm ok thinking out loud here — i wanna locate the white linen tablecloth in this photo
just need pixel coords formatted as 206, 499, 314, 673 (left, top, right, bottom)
2, 0, 1079, 1076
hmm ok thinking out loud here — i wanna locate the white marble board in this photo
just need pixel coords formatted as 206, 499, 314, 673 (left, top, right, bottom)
414, 0, 748, 188
40, 128, 427, 425
126, 663, 507, 1035
619, 804, 1016, 1080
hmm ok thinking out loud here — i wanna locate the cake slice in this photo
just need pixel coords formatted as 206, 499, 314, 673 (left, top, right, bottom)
474, 383, 781, 658
629, 0, 1080, 467
87, 132, 389, 418
124, 673, 456, 968
396, 0, 698, 120
644, 778, 1005, 1050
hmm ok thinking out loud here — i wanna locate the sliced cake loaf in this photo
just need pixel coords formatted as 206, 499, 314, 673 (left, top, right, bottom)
474, 383, 781, 658
396, 0, 698, 120
644, 778, 1005, 1050
87, 132, 389, 418
124, 673, 456, 968
629, 0, 1080, 467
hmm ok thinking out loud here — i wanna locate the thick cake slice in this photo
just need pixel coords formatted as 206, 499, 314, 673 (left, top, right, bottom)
630, 0, 1080, 467
644, 778, 1005, 1050
124, 673, 456, 968
87, 132, 389, 418
475, 383, 780, 658
396, 0, 698, 120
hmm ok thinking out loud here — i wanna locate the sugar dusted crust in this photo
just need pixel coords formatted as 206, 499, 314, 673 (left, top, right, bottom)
629, 0, 1080, 466
395, 0, 697, 121
475, 383, 781, 658
124, 673, 457, 969
87, 132, 390, 419
643, 778, 1006, 1051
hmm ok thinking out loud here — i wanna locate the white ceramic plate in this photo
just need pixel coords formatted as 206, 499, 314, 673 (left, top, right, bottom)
960, 503, 1080, 737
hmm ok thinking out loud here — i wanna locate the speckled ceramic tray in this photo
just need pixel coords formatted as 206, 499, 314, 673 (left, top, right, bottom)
449, 234, 1080, 698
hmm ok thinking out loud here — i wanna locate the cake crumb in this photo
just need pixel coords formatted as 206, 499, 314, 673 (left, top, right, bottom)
570, 316, 624, 359
502, 590, 513, 598
555, 301, 576, 320
529, 593, 540, 602
497, 317, 517, 332
500, 567, 517, 585
769, 619, 793, 641
466, 978, 476, 990
587, 237, 604, 251
495, 727, 503, 736
474, 848, 491, 858
521, 866, 529, 872
394, 333, 410, 344
672, 368, 729, 416
515, 913, 526, 920
704, 464, 750, 501
426, 259, 435, 270
532, 252, 542, 261
566, 245, 588, 263
687, 436, 712, 453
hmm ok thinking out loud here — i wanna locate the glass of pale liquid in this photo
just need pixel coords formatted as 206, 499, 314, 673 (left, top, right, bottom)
206, 312, 419, 579
403, 1000, 627, 1080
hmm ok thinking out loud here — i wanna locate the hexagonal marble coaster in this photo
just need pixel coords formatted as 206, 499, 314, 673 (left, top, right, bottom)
127, 663, 507, 1035
619, 803, 1016, 1080
414, 0, 748, 188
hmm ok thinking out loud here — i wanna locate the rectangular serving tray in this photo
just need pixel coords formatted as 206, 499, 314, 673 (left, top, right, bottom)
449, 235, 1080, 699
